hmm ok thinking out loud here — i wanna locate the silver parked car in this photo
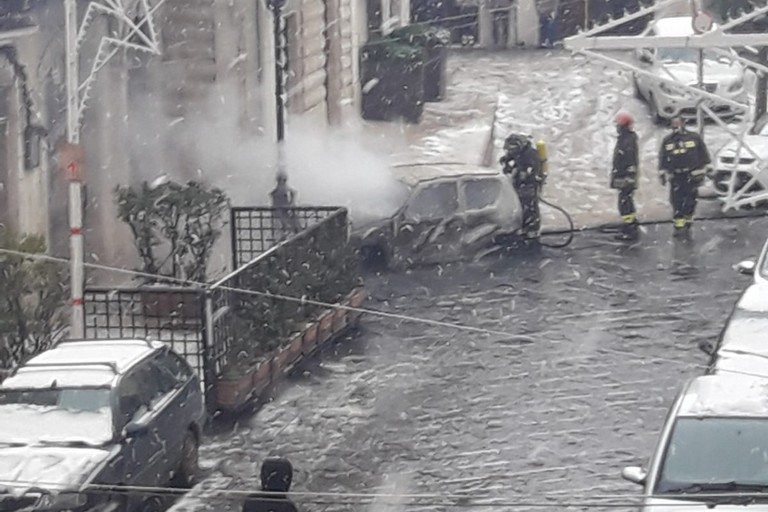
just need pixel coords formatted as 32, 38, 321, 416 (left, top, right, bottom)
353, 169, 523, 268
623, 374, 768, 508
0, 339, 206, 512
633, 16, 748, 124
699, 283, 768, 378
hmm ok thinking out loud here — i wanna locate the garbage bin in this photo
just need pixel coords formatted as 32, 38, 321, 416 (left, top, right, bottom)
390, 25, 449, 102
360, 40, 425, 123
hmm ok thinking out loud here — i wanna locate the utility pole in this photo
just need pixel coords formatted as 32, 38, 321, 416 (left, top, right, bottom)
269, 0, 287, 173
64, 0, 85, 339
60, 0, 163, 339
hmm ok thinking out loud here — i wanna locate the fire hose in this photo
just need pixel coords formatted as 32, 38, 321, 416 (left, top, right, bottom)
538, 197, 575, 249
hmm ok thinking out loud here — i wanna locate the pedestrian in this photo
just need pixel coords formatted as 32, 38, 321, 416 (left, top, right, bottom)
500, 133, 545, 246
269, 171, 299, 237
242, 458, 299, 512
658, 116, 711, 237
610, 112, 640, 241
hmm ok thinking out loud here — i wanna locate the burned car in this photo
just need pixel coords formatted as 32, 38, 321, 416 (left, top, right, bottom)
353, 168, 523, 268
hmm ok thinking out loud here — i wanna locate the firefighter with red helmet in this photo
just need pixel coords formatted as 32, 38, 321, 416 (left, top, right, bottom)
610, 112, 640, 241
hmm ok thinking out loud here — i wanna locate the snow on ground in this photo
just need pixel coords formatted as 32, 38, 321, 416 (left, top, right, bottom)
363, 49, 758, 231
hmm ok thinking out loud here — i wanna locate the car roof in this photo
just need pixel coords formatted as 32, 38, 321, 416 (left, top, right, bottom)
1, 339, 164, 389
392, 163, 503, 187
650, 16, 717, 37
678, 374, 768, 417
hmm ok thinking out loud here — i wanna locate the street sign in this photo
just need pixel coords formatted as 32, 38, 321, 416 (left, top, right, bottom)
55, 139, 85, 181
693, 10, 714, 34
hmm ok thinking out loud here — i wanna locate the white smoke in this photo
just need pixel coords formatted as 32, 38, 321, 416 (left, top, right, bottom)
128, 80, 409, 226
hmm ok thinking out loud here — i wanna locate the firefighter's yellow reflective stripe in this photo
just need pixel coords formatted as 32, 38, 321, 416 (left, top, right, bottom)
684, 215, 694, 224
622, 214, 637, 223
674, 218, 686, 228
684, 141, 697, 148
665, 144, 675, 150
691, 169, 706, 176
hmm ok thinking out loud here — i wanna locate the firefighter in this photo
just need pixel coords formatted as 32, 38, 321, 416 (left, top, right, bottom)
658, 117, 711, 236
500, 134, 545, 245
610, 112, 640, 241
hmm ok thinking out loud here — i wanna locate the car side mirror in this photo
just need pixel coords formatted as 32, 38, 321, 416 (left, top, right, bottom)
621, 466, 647, 485
637, 49, 652, 64
123, 421, 149, 439
734, 259, 756, 275
698, 340, 716, 356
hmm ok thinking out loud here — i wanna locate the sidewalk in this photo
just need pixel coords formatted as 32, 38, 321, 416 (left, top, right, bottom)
359, 48, 733, 232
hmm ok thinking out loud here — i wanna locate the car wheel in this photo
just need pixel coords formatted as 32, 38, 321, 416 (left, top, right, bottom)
632, 75, 643, 99
648, 94, 665, 125
173, 430, 199, 488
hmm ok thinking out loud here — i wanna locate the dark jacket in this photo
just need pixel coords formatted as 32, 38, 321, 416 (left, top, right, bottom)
659, 129, 711, 174
243, 459, 298, 512
501, 144, 544, 189
611, 128, 639, 190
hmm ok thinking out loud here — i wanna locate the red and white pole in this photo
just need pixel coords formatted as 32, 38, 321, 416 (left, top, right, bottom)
65, 0, 85, 339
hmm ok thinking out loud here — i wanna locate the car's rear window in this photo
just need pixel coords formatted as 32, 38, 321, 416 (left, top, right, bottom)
464, 179, 500, 210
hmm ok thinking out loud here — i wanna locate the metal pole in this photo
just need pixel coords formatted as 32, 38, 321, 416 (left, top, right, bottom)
697, 47, 705, 136
756, 47, 768, 121
65, 0, 85, 339
584, 0, 588, 30
271, 0, 286, 173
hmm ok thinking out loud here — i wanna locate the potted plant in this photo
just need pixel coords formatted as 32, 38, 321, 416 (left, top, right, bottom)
390, 25, 450, 102
360, 38, 425, 123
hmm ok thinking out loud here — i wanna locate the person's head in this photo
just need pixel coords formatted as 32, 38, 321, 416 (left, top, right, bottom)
503, 134, 530, 156
615, 112, 634, 133
671, 116, 685, 132
276, 171, 288, 185
261, 458, 293, 492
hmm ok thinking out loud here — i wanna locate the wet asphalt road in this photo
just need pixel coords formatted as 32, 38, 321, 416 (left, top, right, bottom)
172, 216, 768, 512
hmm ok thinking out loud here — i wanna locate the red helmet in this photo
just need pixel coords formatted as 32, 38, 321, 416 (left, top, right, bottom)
615, 112, 634, 128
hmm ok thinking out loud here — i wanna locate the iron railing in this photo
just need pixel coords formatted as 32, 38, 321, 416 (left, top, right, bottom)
230, 207, 340, 267
83, 206, 355, 411
210, 207, 355, 382
83, 287, 207, 386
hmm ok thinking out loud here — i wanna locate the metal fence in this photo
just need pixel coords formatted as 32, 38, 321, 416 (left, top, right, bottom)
83, 206, 354, 411
210, 207, 355, 383
230, 207, 340, 267
83, 287, 207, 387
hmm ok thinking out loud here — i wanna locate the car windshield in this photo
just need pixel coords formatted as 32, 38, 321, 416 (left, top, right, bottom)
656, 417, 768, 493
0, 387, 113, 447
657, 47, 722, 63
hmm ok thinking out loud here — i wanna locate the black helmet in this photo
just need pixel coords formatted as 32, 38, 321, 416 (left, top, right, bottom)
503, 133, 530, 154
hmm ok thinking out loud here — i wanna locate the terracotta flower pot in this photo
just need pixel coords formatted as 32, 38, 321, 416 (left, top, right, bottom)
332, 308, 348, 331
303, 323, 319, 351
318, 310, 334, 343
252, 358, 273, 393
348, 287, 367, 308
216, 371, 254, 409
287, 333, 303, 361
